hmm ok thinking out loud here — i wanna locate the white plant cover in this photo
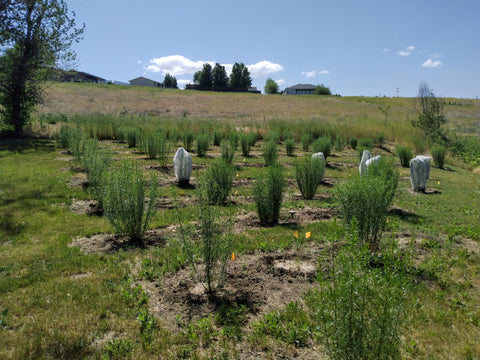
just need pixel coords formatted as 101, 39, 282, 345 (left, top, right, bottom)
359, 150, 372, 176
415, 155, 432, 178
174, 147, 192, 182
312, 152, 326, 180
410, 157, 428, 191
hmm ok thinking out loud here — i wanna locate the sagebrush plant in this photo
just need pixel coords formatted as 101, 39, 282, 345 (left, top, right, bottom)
312, 136, 332, 160
183, 130, 194, 152
254, 165, 285, 225
295, 155, 325, 200
204, 158, 234, 205
239, 132, 255, 157
336, 158, 398, 251
350, 136, 358, 150
285, 138, 295, 156
179, 183, 234, 294
375, 132, 385, 147
126, 127, 139, 148
263, 139, 278, 166
196, 133, 210, 157
229, 130, 239, 150
80, 138, 111, 203
307, 232, 409, 360
102, 161, 157, 244
431, 144, 446, 168
396, 145, 413, 167
301, 133, 313, 151
220, 139, 235, 164
357, 137, 374, 160
213, 129, 223, 146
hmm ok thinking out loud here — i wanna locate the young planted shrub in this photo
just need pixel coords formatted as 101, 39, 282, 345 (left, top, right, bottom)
183, 130, 194, 152
263, 140, 278, 166
220, 139, 235, 164
179, 183, 234, 294
336, 158, 398, 251
264, 130, 280, 144
374, 132, 385, 147
240, 132, 255, 157
229, 130, 239, 150
431, 144, 446, 168
396, 145, 413, 167
312, 136, 332, 160
254, 165, 285, 225
102, 161, 157, 244
81, 138, 111, 202
285, 138, 295, 157
295, 155, 325, 199
126, 127, 139, 148
301, 133, 313, 151
213, 129, 223, 146
350, 136, 358, 150
357, 137, 374, 159
204, 159, 234, 205
307, 233, 409, 360
334, 136, 346, 151
196, 134, 210, 157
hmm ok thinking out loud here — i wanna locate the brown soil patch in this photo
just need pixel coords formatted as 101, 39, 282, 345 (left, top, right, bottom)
70, 199, 102, 215
68, 173, 89, 188
143, 247, 323, 332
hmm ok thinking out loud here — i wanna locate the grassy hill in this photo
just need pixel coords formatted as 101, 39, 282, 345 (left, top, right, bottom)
1, 82, 479, 359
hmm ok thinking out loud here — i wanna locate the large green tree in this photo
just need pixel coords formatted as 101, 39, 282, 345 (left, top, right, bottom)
211, 63, 228, 90
0, 0, 84, 135
264, 78, 279, 94
229, 62, 251, 91
163, 73, 177, 88
198, 63, 212, 90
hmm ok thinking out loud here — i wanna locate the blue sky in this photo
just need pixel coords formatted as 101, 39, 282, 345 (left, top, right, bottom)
66, 0, 480, 98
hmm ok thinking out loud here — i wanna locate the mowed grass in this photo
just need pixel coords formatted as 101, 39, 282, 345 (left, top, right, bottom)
1, 83, 480, 358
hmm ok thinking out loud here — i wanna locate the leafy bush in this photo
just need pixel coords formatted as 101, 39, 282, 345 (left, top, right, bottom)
183, 131, 194, 152
336, 158, 398, 251
254, 165, 285, 225
179, 184, 234, 294
295, 155, 325, 200
307, 233, 409, 360
204, 159, 234, 205
263, 140, 278, 166
350, 136, 358, 150
431, 144, 446, 169
396, 145, 413, 167
374, 132, 385, 147
102, 161, 157, 244
196, 134, 210, 157
220, 139, 235, 164
312, 136, 332, 160
451, 135, 480, 166
285, 138, 295, 156
357, 137, 374, 159
301, 133, 313, 151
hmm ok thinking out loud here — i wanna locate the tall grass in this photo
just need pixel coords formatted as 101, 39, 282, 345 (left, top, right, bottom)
295, 155, 325, 200
396, 146, 413, 168
196, 134, 210, 157
312, 136, 332, 160
263, 140, 278, 166
431, 144, 446, 168
220, 139, 235, 164
204, 159, 234, 205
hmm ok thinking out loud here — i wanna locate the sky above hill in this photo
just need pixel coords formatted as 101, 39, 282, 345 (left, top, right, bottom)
66, 0, 480, 98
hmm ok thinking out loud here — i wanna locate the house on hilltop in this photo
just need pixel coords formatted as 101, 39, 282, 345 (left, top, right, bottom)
55, 69, 106, 84
284, 84, 317, 95
129, 76, 163, 88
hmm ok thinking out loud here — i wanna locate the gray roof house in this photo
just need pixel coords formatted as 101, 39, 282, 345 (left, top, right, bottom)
284, 84, 317, 95
129, 76, 163, 88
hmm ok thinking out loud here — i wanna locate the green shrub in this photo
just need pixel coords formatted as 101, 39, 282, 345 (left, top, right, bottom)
336, 158, 398, 251
285, 138, 295, 157
102, 161, 157, 244
183, 131, 194, 152
431, 144, 446, 168
350, 136, 358, 150
213, 129, 223, 146
295, 155, 325, 200
57, 124, 72, 148
264, 130, 280, 144
126, 127, 139, 148
374, 132, 385, 147
196, 134, 210, 157
81, 138, 111, 202
451, 135, 480, 166
263, 140, 278, 166
312, 136, 332, 160
239, 132, 254, 157
357, 137, 374, 159
179, 184, 234, 294
229, 130, 239, 150
301, 134, 313, 151
307, 233, 408, 360
334, 136, 346, 151
220, 139, 235, 164
204, 159, 234, 205
396, 146, 413, 167
254, 165, 285, 225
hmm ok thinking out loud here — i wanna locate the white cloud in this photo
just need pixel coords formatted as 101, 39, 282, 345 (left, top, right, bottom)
177, 79, 191, 88
146, 56, 283, 78
300, 70, 329, 77
398, 45, 414, 56
276, 79, 286, 86
137, 60, 142, 64
422, 58, 442, 68
146, 55, 211, 76
247, 61, 284, 77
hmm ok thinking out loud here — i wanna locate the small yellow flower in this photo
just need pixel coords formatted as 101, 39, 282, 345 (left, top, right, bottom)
438, 181, 441, 185
243, 158, 246, 162
386, 218, 389, 223
294, 231, 298, 239
305, 231, 311, 239
234, 190, 238, 195
287, 172, 290, 175
231, 252, 236, 262
236, 173, 239, 177
181, 191, 185, 195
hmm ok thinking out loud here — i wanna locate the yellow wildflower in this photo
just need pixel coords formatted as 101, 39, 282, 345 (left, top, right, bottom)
305, 231, 311, 239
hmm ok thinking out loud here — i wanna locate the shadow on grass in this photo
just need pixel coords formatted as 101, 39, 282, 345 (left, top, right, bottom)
0, 138, 56, 156
389, 207, 422, 224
